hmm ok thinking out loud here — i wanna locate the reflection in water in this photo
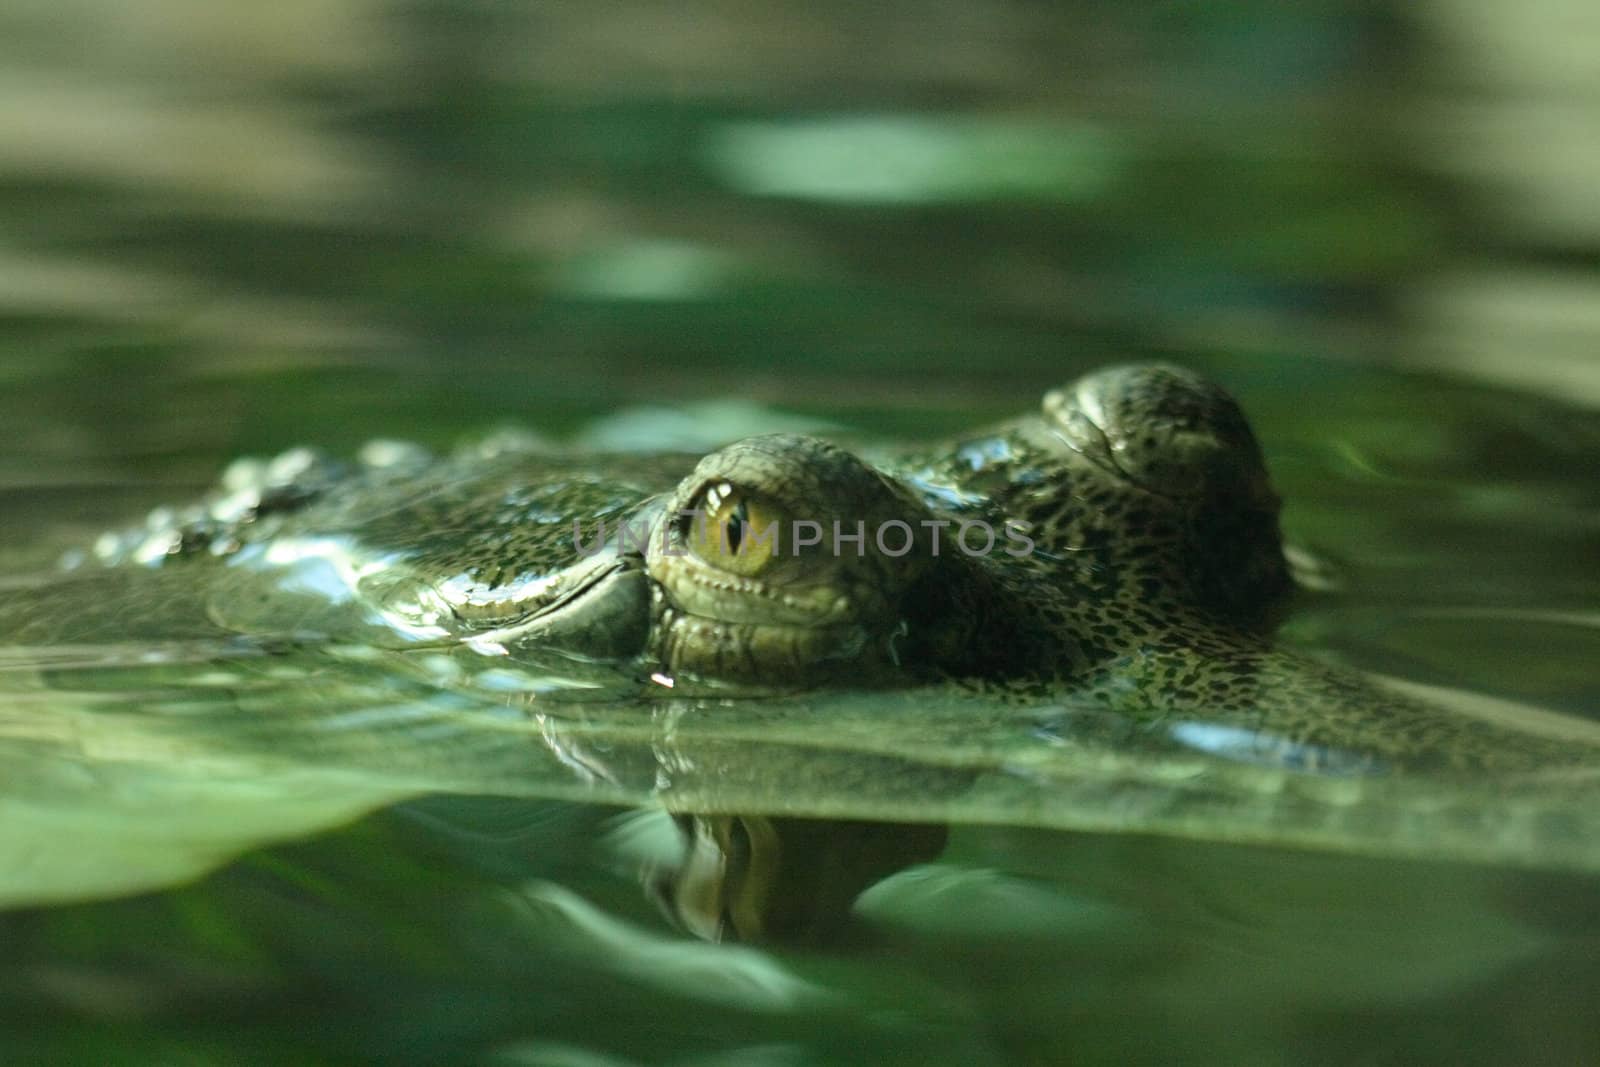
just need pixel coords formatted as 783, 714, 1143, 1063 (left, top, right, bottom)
652, 814, 948, 943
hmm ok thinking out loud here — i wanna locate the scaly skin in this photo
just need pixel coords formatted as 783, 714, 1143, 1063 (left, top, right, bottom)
83, 362, 1600, 942
91, 363, 1588, 773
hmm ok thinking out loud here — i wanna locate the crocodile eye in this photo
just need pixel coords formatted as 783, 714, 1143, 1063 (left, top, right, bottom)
687, 482, 782, 576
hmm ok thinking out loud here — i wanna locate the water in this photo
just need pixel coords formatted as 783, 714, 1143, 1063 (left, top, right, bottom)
4, 358, 1599, 1066
5, 3, 1600, 1064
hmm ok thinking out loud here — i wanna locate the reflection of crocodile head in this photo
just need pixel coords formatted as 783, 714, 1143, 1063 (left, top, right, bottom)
649, 814, 947, 944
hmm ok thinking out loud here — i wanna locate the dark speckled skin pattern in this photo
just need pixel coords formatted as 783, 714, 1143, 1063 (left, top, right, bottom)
107, 363, 1584, 772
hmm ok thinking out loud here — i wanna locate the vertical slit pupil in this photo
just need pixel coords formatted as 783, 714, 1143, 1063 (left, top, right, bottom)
726, 500, 746, 554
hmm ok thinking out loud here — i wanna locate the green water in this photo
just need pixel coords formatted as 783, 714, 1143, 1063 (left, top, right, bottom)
5, 2, 1600, 1063
4, 359, 1600, 1066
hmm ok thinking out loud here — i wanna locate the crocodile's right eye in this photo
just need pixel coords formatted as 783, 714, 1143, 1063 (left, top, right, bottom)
647, 433, 941, 684
686, 482, 783, 577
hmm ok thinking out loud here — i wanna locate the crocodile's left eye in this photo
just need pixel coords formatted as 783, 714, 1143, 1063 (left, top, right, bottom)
687, 482, 783, 577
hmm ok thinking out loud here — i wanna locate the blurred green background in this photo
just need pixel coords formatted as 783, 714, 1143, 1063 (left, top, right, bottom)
4, 0, 1598, 480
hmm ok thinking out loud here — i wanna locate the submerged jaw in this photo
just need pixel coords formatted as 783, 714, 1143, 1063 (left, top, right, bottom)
649, 535, 876, 629
647, 554, 888, 685
649, 596, 876, 687
644, 554, 910, 686
644, 536, 923, 686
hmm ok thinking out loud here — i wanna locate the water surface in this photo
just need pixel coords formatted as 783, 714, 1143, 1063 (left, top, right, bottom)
4, 3, 1600, 1063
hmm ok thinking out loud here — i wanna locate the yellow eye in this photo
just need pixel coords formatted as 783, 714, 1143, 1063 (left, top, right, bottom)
689, 483, 781, 576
